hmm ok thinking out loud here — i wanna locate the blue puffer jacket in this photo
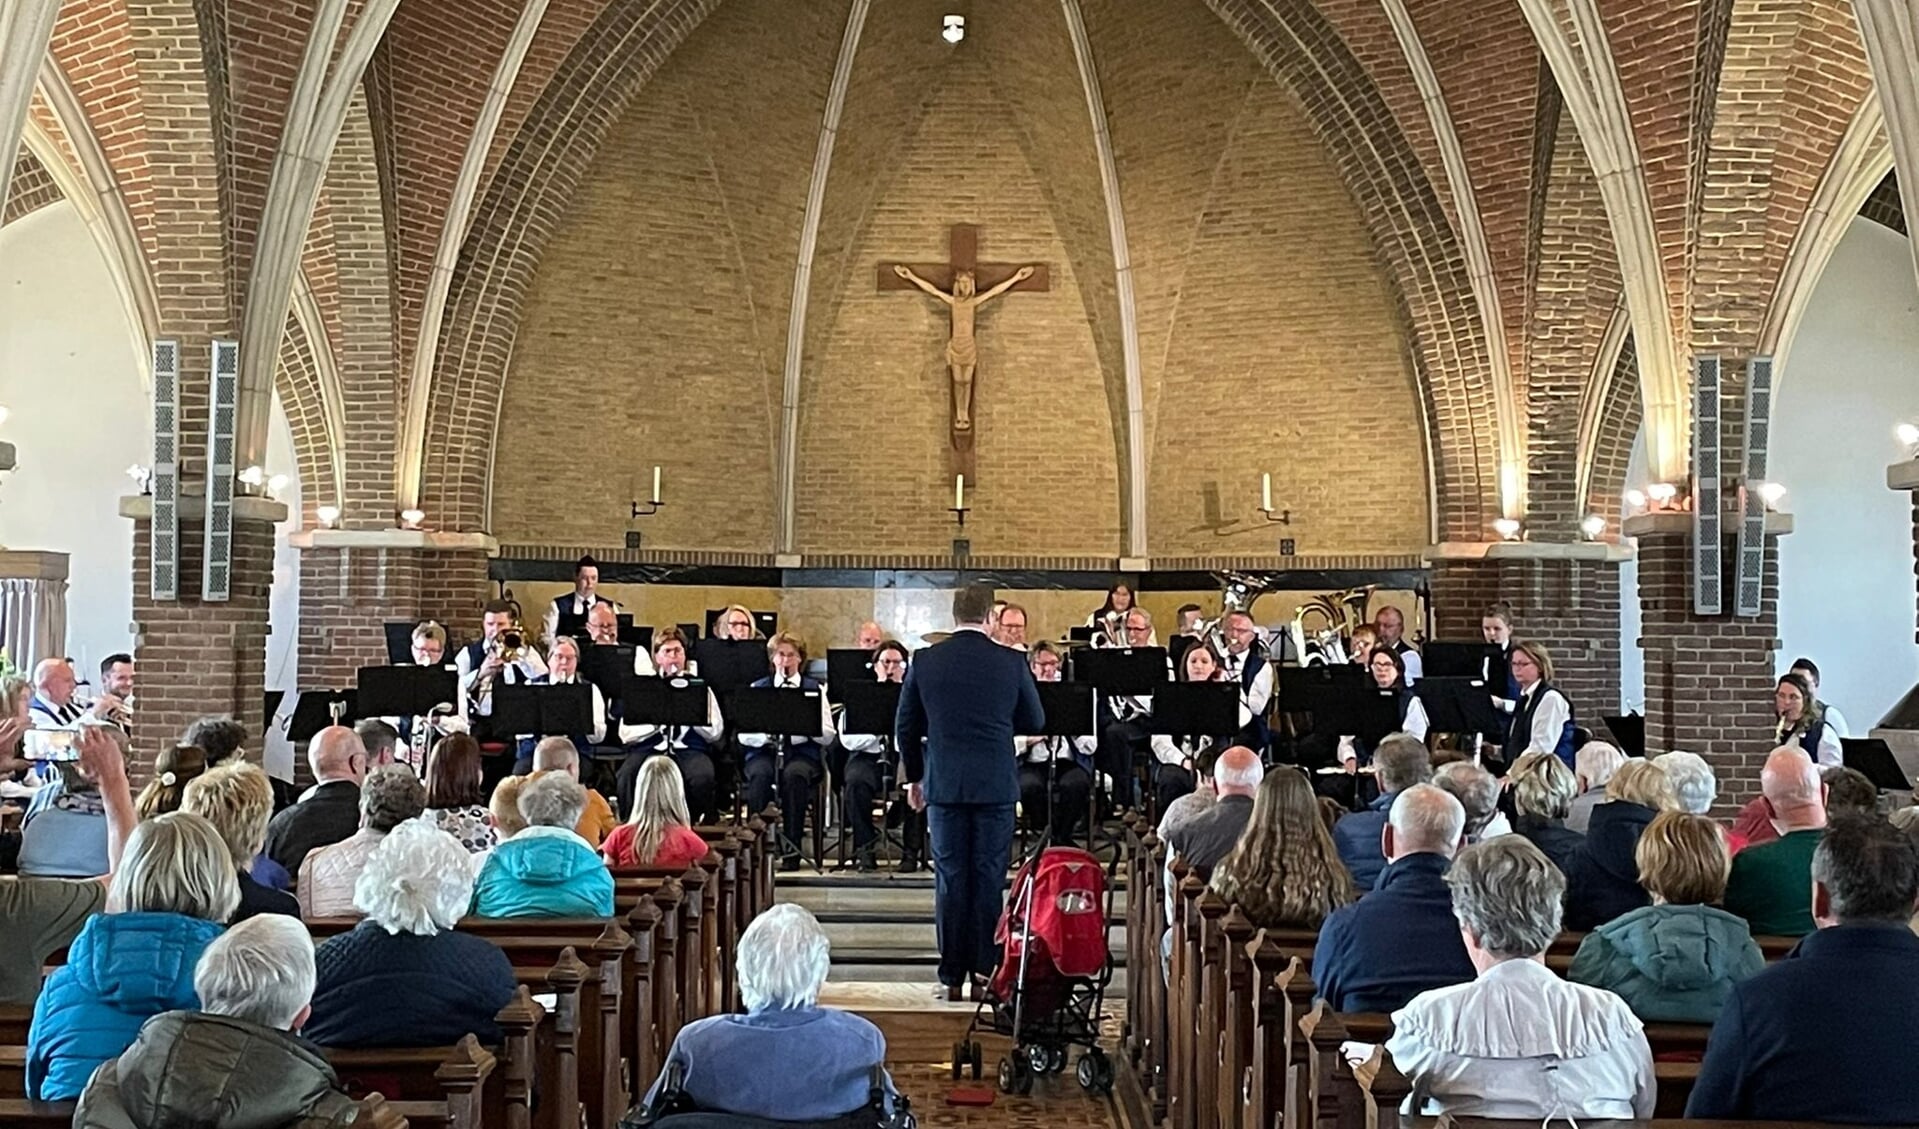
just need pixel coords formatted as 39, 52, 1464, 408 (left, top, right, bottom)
1567, 902, 1766, 1024
27, 912, 224, 1100
471, 827, 614, 919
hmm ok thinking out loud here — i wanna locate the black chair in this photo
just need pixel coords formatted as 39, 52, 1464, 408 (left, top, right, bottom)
623, 1062, 913, 1129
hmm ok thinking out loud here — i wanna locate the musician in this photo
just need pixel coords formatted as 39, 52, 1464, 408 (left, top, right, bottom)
1338, 647, 1430, 768
616, 627, 722, 824
853, 620, 885, 651
712, 605, 761, 641
24, 659, 117, 759
95, 655, 134, 732
1174, 604, 1204, 637
1375, 606, 1424, 683
1092, 608, 1162, 810
739, 631, 836, 870
541, 554, 615, 647
522, 636, 608, 774
388, 621, 465, 773
1087, 581, 1136, 643
1018, 643, 1093, 847
585, 602, 656, 675
836, 641, 924, 872
411, 621, 447, 666
1148, 642, 1251, 813
1348, 624, 1379, 667
1501, 640, 1575, 769
1786, 658, 1848, 737
1774, 671, 1842, 766
1218, 611, 1274, 754
455, 600, 548, 718
1482, 603, 1521, 703
994, 603, 1029, 650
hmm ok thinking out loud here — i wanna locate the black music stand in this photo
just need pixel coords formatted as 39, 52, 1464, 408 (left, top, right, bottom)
826, 649, 877, 705
1843, 738, 1913, 793
580, 645, 637, 709
1601, 713, 1647, 759
693, 638, 772, 697
1167, 633, 1201, 671
356, 665, 460, 720
1067, 625, 1096, 644
839, 680, 907, 867
555, 611, 588, 642
1420, 677, 1504, 740
1150, 682, 1241, 768
617, 617, 652, 651
382, 622, 416, 665
1351, 688, 1406, 750
1072, 646, 1168, 695
731, 685, 827, 868
1423, 641, 1501, 680
1023, 682, 1098, 851
491, 683, 592, 741
264, 689, 355, 742
623, 675, 713, 731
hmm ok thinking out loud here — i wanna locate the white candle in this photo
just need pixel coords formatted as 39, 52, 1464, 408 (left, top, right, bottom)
652, 466, 662, 504
1261, 472, 1272, 513
955, 474, 966, 511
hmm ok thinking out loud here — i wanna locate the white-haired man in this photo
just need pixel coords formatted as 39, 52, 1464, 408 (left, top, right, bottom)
75, 915, 356, 1127
642, 904, 898, 1121
1724, 746, 1829, 937
1313, 783, 1475, 1013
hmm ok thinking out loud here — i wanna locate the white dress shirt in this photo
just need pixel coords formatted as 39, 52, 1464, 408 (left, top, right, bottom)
1519, 683, 1572, 759
738, 675, 837, 749
618, 677, 723, 749
1018, 734, 1097, 764
1221, 648, 1275, 717
1393, 642, 1424, 683
541, 592, 620, 647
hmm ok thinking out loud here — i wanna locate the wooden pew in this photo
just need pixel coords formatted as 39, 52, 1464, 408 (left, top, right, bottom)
1215, 906, 1258, 1129
0, 1093, 408, 1129
326, 995, 535, 1129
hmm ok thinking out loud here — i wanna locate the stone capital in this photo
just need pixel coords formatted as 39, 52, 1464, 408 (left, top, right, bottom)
119, 493, 288, 526
1426, 540, 1632, 564
1621, 510, 1794, 539
286, 529, 499, 554
1887, 458, 1919, 491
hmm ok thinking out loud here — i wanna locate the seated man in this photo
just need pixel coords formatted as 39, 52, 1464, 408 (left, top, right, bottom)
739, 631, 835, 871
25, 658, 112, 758
261, 727, 366, 875
1333, 734, 1433, 890
530, 736, 618, 848
1160, 746, 1263, 926
644, 904, 898, 1122
1688, 814, 1919, 1124
75, 915, 358, 1128
471, 772, 614, 918
1312, 784, 1475, 1013
1433, 760, 1511, 842
1724, 746, 1828, 937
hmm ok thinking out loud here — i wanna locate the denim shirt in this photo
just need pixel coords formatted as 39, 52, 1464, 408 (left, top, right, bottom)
645, 1006, 896, 1121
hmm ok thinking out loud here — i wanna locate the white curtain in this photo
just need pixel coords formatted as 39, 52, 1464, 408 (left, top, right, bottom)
0, 576, 67, 672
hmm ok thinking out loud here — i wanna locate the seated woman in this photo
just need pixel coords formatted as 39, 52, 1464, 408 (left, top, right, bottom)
181, 761, 299, 921
299, 765, 428, 919
739, 632, 835, 872
1506, 751, 1584, 875
423, 733, 497, 854
1018, 643, 1095, 849
489, 774, 530, 840
1336, 646, 1429, 770
1208, 767, 1353, 930
1147, 642, 1250, 814
616, 627, 724, 825
1569, 812, 1764, 1024
1568, 740, 1629, 834
604, 755, 711, 870
1386, 836, 1655, 1121
17, 723, 125, 878
644, 904, 898, 1122
133, 743, 209, 818
27, 811, 239, 1100
1565, 758, 1677, 931
306, 819, 517, 1047
471, 772, 614, 917
836, 640, 927, 870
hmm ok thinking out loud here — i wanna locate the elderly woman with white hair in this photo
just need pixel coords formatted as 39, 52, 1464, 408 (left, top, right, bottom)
27, 811, 239, 1100
471, 772, 614, 918
643, 904, 898, 1121
304, 819, 516, 1048
1386, 836, 1655, 1120
1569, 740, 1630, 833
75, 915, 361, 1129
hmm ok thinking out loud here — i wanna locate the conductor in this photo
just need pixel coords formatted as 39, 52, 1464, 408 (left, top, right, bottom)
896, 583, 1045, 1000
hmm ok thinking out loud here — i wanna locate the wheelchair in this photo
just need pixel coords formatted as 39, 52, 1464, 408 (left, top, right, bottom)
621, 1062, 915, 1129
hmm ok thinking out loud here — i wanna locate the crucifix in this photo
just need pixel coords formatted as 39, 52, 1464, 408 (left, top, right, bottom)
878, 223, 1049, 474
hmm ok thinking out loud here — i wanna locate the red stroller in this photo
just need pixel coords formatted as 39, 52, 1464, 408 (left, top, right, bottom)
952, 846, 1116, 1096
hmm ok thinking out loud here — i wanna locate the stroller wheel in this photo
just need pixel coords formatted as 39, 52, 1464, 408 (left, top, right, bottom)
1076, 1049, 1114, 1095
1024, 1044, 1051, 1076
969, 1040, 984, 1081
999, 1055, 1033, 1097
1047, 1046, 1068, 1074
950, 1042, 964, 1080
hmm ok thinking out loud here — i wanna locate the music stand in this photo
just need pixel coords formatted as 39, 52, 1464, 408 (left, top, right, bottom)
263, 690, 355, 742
1023, 682, 1098, 850
1843, 738, 1912, 793
356, 665, 460, 719
1072, 647, 1168, 695
1167, 633, 1201, 671
555, 611, 588, 642
1352, 688, 1406, 748
623, 675, 714, 731
1423, 641, 1501, 680
616, 618, 652, 651
1149, 683, 1240, 740
693, 638, 771, 697
1067, 625, 1095, 644
826, 649, 876, 704
841, 680, 902, 740
677, 622, 702, 642
1601, 713, 1647, 758
1419, 677, 1503, 739
382, 622, 416, 665
581, 645, 637, 706
491, 683, 592, 738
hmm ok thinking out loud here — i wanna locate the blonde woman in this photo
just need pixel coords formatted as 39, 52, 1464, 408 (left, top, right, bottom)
1507, 751, 1583, 874
1565, 757, 1677, 930
603, 755, 709, 869
1209, 768, 1354, 930
181, 762, 297, 922
134, 744, 209, 818
1500, 639, 1577, 768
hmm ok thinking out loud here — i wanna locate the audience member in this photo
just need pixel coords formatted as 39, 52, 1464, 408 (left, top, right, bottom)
27, 811, 239, 1100
182, 762, 298, 922
1209, 768, 1354, 930
471, 772, 614, 918
299, 765, 427, 919
1387, 837, 1654, 1120
423, 733, 496, 854
306, 820, 517, 1048
531, 736, 617, 847
1312, 784, 1474, 1013
1654, 750, 1733, 845
1332, 734, 1433, 890
263, 727, 366, 874
74, 915, 356, 1129
1433, 761, 1509, 842
354, 718, 402, 770
1, 726, 132, 1005
642, 904, 898, 1121
1688, 815, 1919, 1123
1724, 746, 1828, 937
1568, 740, 1629, 834
182, 715, 249, 768
1569, 812, 1764, 1023
1506, 751, 1583, 874
603, 754, 711, 870
1822, 764, 1878, 817
1565, 757, 1675, 930
133, 743, 208, 818
17, 723, 124, 878
489, 775, 529, 839
1162, 747, 1262, 879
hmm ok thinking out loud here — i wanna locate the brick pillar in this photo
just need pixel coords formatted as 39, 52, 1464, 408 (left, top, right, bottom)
1892, 459, 1919, 642
125, 495, 284, 782
1628, 513, 1786, 810
290, 533, 497, 687
1429, 549, 1623, 724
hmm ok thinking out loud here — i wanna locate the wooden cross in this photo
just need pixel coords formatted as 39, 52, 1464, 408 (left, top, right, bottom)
878, 224, 1050, 477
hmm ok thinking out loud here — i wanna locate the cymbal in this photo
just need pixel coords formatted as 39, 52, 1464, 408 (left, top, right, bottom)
920, 630, 953, 645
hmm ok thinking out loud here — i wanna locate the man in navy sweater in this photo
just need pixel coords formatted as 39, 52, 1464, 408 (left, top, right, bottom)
1687, 814, 1919, 1124
896, 584, 1044, 1000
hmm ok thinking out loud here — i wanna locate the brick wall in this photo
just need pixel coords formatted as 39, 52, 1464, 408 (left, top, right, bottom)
1431, 558, 1624, 725
2, 151, 62, 226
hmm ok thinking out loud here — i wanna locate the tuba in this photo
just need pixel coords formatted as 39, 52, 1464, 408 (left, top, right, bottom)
1287, 585, 1376, 666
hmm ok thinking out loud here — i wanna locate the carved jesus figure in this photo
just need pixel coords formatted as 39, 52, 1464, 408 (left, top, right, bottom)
892, 263, 1035, 433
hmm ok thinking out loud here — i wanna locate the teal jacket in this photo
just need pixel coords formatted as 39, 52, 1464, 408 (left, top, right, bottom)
471, 827, 614, 919
1568, 902, 1765, 1024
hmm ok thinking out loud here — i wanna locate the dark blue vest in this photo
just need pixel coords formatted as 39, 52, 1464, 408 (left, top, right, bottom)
550, 593, 612, 621
744, 675, 824, 765
1505, 681, 1577, 767
1235, 651, 1271, 752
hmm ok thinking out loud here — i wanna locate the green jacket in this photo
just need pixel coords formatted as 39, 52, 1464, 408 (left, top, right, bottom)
1568, 903, 1766, 1024
75, 1011, 361, 1129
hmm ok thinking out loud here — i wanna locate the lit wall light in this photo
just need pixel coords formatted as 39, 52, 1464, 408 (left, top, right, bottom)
941, 14, 964, 42
126, 464, 153, 495
1623, 488, 1648, 513
315, 504, 341, 528
237, 465, 265, 490
0, 405, 12, 427
1757, 481, 1787, 509
1898, 422, 1919, 456
1581, 514, 1607, 540
267, 474, 289, 500
1492, 517, 1522, 541
399, 508, 425, 530
1646, 482, 1679, 509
